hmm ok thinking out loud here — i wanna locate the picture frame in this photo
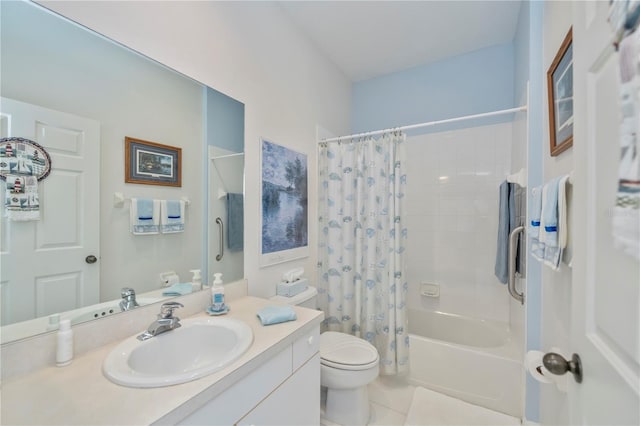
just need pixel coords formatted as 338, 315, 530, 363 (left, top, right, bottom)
547, 27, 573, 157
259, 137, 309, 267
125, 137, 181, 187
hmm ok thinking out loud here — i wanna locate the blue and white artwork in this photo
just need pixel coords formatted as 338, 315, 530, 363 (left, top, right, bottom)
261, 139, 308, 256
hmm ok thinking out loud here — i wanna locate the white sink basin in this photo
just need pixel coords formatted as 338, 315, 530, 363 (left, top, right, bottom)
103, 317, 253, 388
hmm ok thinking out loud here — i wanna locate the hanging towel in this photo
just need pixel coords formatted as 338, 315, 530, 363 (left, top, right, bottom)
557, 175, 571, 250
542, 177, 562, 269
495, 181, 527, 284
530, 186, 545, 261
5, 175, 39, 221
495, 181, 511, 284
613, 32, 640, 260
512, 183, 527, 276
160, 200, 185, 233
227, 193, 244, 251
130, 198, 160, 235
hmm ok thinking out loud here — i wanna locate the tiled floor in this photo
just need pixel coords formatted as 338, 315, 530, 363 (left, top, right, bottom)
323, 376, 521, 426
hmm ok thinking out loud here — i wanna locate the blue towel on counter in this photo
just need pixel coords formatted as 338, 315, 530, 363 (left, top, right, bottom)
131, 198, 160, 235
256, 305, 297, 326
227, 193, 244, 251
162, 282, 193, 296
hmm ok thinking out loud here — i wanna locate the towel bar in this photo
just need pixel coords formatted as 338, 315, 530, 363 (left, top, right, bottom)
508, 226, 525, 304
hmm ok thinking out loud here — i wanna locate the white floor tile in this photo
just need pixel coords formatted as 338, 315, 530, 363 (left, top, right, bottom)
404, 387, 520, 426
369, 402, 407, 426
368, 376, 416, 415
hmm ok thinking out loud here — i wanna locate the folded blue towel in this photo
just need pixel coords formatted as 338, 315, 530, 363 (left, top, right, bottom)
256, 305, 297, 326
162, 282, 193, 296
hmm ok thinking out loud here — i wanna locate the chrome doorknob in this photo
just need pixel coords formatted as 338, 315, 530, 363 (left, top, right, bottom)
85, 255, 98, 264
543, 352, 583, 383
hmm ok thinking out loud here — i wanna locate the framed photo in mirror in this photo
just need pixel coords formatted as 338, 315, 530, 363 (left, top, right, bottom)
547, 27, 573, 157
125, 137, 181, 187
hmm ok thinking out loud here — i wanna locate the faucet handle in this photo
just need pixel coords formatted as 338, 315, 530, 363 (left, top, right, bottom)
159, 301, 184, 318
121, 287, 136, 298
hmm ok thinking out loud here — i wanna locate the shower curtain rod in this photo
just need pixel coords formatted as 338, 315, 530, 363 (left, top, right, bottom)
319, 105, 528, 143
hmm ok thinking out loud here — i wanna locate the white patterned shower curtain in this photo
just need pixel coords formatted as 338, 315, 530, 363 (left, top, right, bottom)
317, 132, 409, 375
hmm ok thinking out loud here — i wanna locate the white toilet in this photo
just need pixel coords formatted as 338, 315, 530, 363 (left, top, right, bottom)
271, 287, 380, 425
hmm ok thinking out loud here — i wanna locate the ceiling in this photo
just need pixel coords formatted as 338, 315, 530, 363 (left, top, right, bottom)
278, 1, 522, 82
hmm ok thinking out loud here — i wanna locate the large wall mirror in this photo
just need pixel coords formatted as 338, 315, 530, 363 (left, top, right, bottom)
0, 1, 244, 343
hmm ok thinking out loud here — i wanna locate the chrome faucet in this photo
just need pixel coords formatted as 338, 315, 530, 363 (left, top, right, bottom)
119, 287, 140, 311
137, 301, 184, 341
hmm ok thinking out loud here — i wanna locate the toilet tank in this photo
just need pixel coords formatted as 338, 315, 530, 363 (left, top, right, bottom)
270, 286, 317, 309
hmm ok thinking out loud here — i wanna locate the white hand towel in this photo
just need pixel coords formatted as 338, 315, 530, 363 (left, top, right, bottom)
160, 200, 185, 233
5, 175, 39, 221
130, 198, 160, 235
530, 186, 545, 262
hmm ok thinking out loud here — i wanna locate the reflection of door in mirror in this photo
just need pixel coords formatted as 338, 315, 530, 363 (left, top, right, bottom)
0, 98, 100, 325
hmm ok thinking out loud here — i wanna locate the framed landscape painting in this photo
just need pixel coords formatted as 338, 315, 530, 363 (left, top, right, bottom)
260, 138, 308, 267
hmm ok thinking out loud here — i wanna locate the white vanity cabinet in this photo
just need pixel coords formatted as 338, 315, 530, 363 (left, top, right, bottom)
176, 325, 320, 426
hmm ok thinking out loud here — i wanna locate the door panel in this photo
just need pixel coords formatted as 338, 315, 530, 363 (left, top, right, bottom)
0, 97, 100, 325
572, 2, 639, 424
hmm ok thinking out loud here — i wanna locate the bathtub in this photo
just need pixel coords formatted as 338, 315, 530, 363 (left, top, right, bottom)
408, 309, 523, 418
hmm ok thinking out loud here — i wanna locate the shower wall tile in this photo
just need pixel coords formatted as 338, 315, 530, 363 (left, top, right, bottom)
404, 121, 512, 322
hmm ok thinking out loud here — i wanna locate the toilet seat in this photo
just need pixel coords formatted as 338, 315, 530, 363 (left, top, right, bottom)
320, 331, 379, 371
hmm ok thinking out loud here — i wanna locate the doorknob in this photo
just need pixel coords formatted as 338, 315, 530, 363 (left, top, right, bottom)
85, 255, 98, 264
543, 352, 583, 383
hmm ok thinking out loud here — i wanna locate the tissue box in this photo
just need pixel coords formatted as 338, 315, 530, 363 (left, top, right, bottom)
276, 278, 308, 297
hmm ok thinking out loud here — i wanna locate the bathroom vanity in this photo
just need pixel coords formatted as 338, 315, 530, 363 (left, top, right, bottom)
0, 296, 323, 425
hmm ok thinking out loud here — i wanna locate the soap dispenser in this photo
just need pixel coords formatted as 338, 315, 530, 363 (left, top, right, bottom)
210, 273, 225, 312
190, 269, 202, 291
56, 319, 74, 367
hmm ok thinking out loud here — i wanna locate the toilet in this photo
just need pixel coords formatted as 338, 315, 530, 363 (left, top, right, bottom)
271, 287, 380, 425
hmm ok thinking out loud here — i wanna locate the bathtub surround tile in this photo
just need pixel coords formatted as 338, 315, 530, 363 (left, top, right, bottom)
404, 387, 520, 426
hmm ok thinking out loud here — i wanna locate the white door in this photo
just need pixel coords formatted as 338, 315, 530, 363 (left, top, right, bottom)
0, 97, 100, 325
571, 2, 639, 424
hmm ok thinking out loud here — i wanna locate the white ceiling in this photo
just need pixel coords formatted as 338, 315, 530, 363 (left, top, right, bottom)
278, 1, 522, 82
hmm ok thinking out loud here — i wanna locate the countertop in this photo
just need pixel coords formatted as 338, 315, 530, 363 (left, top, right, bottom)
0, 296, 323, 425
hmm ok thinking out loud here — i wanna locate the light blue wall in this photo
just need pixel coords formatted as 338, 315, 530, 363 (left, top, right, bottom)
525, 0, 544, 422
205, 87, 245, 152
352, 43, 515, 135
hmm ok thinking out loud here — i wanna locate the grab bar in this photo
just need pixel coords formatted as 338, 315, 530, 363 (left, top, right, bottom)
215, 217, 224, 261
508, 226, 525, 304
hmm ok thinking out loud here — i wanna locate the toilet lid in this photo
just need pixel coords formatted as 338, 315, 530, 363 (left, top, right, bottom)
320, 331, 379, 370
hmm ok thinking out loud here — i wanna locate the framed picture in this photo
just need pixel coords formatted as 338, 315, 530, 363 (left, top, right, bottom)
260, 138, 308, 267
547, 27, 573, 157
125, 137, 181, 187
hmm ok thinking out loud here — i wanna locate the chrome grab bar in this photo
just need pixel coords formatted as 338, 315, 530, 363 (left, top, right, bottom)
216, 217, 224, 261
508, 225, 525, 304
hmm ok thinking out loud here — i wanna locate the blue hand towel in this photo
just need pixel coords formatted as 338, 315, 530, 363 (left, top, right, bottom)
494, 181, 510, 284
542, 177, 561, 248
161, 282, 193, 296
227, 193, 244, 251
529, 187, 545, 261
160, 200, 185, 233
256, 305, 297, 326
131, 198, 160, 235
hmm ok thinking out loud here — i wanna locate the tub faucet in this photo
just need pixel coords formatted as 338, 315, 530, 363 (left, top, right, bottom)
119, 287, 140, 311
137, 302, 184, 341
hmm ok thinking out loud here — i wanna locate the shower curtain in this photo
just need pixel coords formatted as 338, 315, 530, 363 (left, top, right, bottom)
317, 132, 409, 375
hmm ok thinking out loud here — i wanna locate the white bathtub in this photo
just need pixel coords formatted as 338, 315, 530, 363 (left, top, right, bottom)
408, 309, 523, 418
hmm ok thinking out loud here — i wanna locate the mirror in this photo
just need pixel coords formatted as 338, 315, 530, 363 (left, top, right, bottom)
0, 1, 244, 343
